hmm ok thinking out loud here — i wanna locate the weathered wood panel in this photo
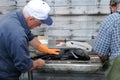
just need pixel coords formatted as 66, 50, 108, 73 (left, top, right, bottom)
0, 0, 15, 6
44, 0, 109, 6
0, 0, 110, 41
15, 0, 27, 7
50, 6, 110, 15
51, 15, 106, 30
47, 0, 110, 40
71, 0, 109, 6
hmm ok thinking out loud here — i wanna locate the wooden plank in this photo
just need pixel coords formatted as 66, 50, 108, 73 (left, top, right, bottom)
71, 0, 109, 6
50, 22, 100, 30
47, 24, 99, 40
0, 0, 110, 41
50, 6, 110, 15
71, 30, 96, 36
47, 30, 71, 37
100, 0, 110, 5
16, 0, 27, 7
44, 0, 70, 6
51, 16, 106, 22
44, 0, 54, 6
44, 0, 110, 6
71, 36, 94, 40
70, 6, 110, 14
49, 15, 106, 30
0, 0, 15, 6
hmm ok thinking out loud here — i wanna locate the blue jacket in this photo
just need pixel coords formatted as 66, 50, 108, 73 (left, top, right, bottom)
0, 10, 35, 80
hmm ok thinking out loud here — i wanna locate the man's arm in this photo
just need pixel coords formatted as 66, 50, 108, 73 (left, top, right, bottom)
29, 37, 60, 55
97, 54, 109, 61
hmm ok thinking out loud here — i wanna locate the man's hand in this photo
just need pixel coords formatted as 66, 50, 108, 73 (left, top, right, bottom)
37, 44, 60, 55
47, 48, 60, 55
30, 58, 45, 71
29, 37, 60, 55
98, 54, 109, 62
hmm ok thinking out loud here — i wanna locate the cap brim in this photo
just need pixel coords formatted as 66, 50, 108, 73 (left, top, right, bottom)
42, 16, 53, 25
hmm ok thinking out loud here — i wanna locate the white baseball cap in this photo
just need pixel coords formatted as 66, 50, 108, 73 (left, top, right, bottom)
24, 0, 53, 25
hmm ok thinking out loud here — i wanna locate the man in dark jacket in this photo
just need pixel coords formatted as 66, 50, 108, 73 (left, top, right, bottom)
0, 0, 59, 79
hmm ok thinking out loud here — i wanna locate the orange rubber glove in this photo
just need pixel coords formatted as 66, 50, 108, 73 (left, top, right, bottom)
37, 44, 60, 55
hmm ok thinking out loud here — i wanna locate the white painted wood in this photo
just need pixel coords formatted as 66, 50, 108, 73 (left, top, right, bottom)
50, 16, 106, 29
70, 6, 110, 14
71, 30, 95, 36
71, 36, 93, 40
52, 16, 106, 22
47, 30, 71, 37
50, 6, 110, 15
44, 0, 70, 6
0, 0, 15, 6
16, 0, 27, 7
50, 22, 99, 30
44, 0, 110, 6
71, 0, 110, 6
0, 0, 110, 41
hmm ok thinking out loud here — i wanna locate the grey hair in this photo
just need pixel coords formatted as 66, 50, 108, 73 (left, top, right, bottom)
22, 6, 31, 18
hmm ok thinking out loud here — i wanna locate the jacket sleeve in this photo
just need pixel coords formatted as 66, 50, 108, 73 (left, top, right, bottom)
8, 32, 33, 73
27, 31, 36, 41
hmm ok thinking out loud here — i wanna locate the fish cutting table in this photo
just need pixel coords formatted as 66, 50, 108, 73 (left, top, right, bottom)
28, 54, 105, 80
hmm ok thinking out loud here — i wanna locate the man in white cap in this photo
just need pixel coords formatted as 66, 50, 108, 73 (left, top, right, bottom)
0, 0, 59, 79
